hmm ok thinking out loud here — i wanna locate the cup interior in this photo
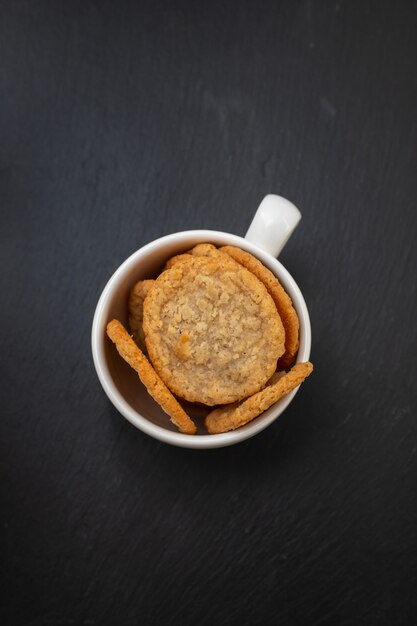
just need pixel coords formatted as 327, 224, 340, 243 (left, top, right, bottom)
92, 231, 311, 448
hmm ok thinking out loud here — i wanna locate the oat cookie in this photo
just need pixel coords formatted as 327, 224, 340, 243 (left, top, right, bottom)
106, 319, 197, 435
143, 255, 285, 405
221, 245, 300, 369
205, 361, 313, 433
128, 279, 154, 351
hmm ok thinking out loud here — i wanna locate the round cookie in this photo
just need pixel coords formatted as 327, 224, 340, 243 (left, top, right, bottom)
220, 245, 300, 369
205, 361, 313, 433
143, 255, 285, 405
106, 319, 197, 435
128, 279, 154, 351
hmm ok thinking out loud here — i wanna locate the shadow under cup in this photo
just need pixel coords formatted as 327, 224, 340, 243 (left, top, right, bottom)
92, 230, 311, 448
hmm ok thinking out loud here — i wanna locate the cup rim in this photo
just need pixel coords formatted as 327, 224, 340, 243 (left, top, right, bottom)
91, 230, 311, 449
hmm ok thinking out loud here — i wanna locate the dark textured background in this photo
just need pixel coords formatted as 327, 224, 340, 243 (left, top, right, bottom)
1, 1, 417, 624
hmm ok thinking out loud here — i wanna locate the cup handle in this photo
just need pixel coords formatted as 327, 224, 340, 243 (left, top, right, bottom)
244, 194, 301, 257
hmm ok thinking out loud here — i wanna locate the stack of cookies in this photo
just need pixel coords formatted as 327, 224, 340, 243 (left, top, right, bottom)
107, 243, 313, 435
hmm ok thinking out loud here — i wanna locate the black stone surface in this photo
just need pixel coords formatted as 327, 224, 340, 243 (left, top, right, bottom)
1, 1, 416, 624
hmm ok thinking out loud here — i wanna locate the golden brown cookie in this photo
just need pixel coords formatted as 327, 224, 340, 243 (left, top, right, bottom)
163, 253, 192, 271
106, 319, 197, 435
128, 279, 154, 351
143, 255, 285, 405
220, 245, 300, 369
205, 361, 313, 433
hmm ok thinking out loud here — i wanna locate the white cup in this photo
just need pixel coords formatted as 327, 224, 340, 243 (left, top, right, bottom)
91, 195, 311, 449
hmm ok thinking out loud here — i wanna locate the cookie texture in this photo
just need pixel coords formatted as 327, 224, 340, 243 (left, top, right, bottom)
163, 253, 192, 271
221, 245, 300, 369
128, 279, 154, 351
265, 370, 286, 386
205, 361, 313, 433
106, 319, 197, 435
143, 255, 285, 405
188, 243, 223, 258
